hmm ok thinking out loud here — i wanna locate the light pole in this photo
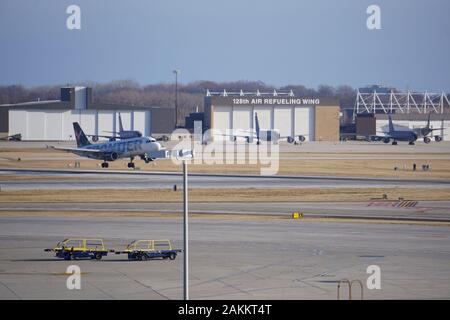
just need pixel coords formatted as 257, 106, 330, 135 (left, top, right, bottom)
173, 69, 181, 129
182, 160, 189, 300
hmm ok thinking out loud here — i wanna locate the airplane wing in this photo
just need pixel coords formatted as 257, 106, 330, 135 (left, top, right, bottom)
49, 146, 105, 156
216, 132, 256, 138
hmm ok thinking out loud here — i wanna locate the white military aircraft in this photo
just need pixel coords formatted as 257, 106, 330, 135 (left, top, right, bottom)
50, 122, 163, 168
224, 113, 307, 145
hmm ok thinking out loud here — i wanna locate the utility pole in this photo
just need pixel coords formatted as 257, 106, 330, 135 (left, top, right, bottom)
182, 160, 189, 300
173, 69, 181, 129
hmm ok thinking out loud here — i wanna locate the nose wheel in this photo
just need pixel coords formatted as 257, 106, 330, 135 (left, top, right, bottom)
101, 162, 109, 168
392, 141, 398, 145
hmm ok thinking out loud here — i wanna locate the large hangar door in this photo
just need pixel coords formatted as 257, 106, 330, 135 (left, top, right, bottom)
80, 111, 97, 136
133, 111, 148, 136
444, 121, 450, 141
63, 110, 81, 140
45, 111, 63, 140
213, 106, 232, 141
254, 106, 272, 130
98, 111, 114, 140
232, 106, 252, 140
27, 111, 46, 140
9, 110, 27, 139
274, 107, 293, 138
117, 111, 132, 131
295, 107, 314, 141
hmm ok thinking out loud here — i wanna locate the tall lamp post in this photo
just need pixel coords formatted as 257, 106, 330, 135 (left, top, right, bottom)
182, 160, 189, 300
173, 69, 181, 129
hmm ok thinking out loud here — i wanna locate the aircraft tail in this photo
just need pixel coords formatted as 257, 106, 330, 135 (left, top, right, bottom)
73, 122, 91, 147
388, 115, 395, 133
118, 113, 124, 132
255, 112, 260, 141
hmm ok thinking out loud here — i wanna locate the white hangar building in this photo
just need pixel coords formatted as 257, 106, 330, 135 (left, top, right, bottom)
204, 90, 340, 142
0, 87, 175, 141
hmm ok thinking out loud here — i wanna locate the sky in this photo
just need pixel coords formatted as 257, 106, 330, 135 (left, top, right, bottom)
0, 0, 449, 92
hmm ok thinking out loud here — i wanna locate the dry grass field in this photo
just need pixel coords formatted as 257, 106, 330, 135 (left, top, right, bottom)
1, 187, 449, 203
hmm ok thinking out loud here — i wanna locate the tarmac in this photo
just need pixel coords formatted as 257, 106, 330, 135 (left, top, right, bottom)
0, 216, 449, 299
1, 140, 450, 299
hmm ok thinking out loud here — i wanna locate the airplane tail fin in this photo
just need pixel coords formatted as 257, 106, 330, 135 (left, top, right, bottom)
73, 122, 91, 147
388, 115, 395, 133
255, 112, 260, 141
118, 113, 124, 132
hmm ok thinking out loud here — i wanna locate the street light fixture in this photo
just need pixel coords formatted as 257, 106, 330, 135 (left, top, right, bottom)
173, 69, 181, 128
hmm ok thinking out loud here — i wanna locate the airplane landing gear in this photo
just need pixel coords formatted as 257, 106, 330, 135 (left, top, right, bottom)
424, 137, 431, 144
392, 141, 398, 145
127, 157, 135, 168
409, 141, 415, 145
101, 162, 109, 168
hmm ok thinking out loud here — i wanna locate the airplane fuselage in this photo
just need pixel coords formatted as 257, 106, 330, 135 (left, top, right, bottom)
75, 137, 161, 160
389, 130, 417, 142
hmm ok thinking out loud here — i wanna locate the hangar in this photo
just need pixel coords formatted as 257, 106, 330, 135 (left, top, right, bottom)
354, 90, 450, 141
0, 87, 175, 141
204, 90, 340, 142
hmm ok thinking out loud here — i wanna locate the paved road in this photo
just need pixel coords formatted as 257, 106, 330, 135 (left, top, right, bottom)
1, 201, 450, 222
0, 216, 449, 299
1, 168, 450, 190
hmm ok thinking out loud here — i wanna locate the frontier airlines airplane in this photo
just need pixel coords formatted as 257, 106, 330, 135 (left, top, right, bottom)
50, 122, 164, 168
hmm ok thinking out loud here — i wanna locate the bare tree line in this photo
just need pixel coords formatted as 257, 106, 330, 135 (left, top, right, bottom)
0, 80, 361, 122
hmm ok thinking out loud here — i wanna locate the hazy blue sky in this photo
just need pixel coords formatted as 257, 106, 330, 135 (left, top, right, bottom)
1, 0, 449, 91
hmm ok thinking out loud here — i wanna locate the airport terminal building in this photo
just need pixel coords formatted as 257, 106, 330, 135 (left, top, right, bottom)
204, 90, 340, 142
0, 87, 175, 140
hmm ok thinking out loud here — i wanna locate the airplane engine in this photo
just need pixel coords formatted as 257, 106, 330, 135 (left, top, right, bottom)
383, 137, 390, 144
104, 152, 119, 161
424, 137, 431, 144
287, 137, 295, 144
435, 136, 442, 142
298, 135, 306, 142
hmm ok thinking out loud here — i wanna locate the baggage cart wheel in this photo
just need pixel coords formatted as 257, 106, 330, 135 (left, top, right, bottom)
169, 253, 176, 260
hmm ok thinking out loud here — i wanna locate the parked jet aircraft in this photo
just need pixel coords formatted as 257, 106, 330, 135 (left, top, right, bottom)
50, 122, 162, 168
226, 113, 307, 145
412, 112, 445, 143
89, 113, 142, 141
375, 115, 418, 145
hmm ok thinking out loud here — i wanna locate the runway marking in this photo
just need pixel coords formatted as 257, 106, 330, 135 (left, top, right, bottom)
367, 200, 418, 208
